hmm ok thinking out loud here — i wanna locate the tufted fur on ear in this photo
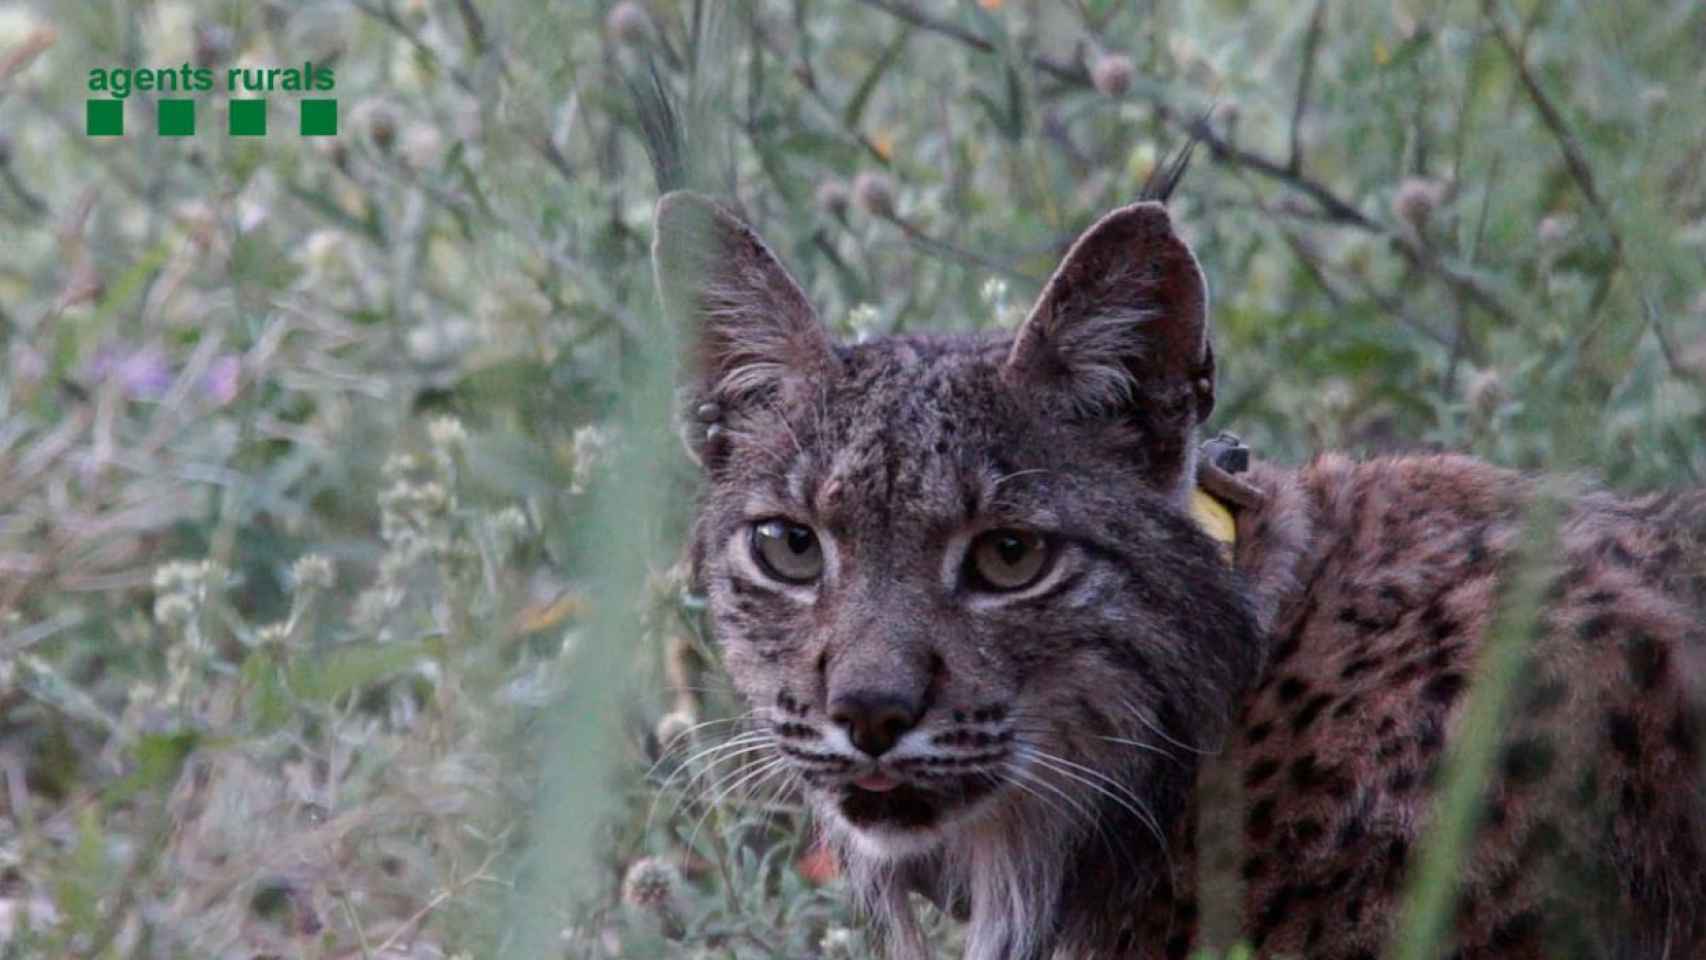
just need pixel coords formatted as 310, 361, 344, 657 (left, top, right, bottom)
652, 191, 838, 406
1003, 200, 1214, 499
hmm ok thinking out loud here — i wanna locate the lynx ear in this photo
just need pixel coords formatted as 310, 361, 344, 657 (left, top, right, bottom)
1004, 201, 1214, 492
652, 191, 837, 405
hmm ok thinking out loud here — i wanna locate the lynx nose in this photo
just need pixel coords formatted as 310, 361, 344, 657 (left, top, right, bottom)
829, 692, 919, 758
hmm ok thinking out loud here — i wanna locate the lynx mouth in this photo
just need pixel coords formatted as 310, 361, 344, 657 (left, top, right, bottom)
836, 775, 999, 830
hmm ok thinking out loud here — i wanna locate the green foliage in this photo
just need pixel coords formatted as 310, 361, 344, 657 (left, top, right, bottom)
0, 0, 1701, 956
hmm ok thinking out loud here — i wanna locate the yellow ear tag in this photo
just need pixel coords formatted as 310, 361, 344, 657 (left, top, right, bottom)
1190, 488, 1237, 562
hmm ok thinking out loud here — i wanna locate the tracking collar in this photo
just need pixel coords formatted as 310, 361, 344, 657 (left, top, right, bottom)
1192, 432, 1259, 562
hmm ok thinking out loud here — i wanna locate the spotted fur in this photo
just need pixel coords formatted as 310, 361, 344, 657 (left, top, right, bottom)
650, 191, 1706, 959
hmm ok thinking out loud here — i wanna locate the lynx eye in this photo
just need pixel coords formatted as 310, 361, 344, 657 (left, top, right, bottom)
750, 519, 823, 583
967, 529, 1050, 592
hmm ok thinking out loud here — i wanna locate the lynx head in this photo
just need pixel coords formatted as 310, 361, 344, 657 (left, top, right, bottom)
653, 192, 1262, 958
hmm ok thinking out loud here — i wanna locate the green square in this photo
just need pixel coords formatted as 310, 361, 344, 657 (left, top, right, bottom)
300, 99, 337, 137
228, 98, 266, 136
158, 99, 195, 137
86, 99, 123, 136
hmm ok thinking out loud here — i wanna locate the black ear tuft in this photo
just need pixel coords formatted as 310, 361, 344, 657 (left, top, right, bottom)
1140, 131, 1200, 204
627, 56, 686, 195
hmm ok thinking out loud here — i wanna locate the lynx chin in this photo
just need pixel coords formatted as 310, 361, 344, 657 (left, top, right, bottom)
650, 188, 1706, 960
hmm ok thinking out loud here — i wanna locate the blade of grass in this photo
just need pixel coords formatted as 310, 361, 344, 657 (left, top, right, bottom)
1389, 489, 1563, 960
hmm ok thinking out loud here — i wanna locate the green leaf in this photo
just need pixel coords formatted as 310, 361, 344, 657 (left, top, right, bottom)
844, 28, 911, 131
287, 640, 429, 704
55, 805, 107, 933
240, 650, 293, 733
103, 731, 201, 807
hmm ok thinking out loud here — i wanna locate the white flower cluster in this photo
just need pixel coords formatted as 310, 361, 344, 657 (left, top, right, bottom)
980, 276, 1023, 328
151, 559, 227, 641
846, 303, 881, 343
570, 423, 615, 495
290, 553, 335, 592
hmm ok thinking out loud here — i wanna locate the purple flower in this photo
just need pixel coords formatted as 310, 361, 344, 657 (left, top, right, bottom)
202, 354, 241, 405
115, 345, 172, 399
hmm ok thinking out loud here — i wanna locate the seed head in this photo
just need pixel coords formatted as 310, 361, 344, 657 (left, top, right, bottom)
1392, 177, 1447, 231
382, 453, 420, 481
606, 2, 652, 45
153, 560, 203, 593
851, 171, 896, 219
570, 423, 615, 495
1536, 214, 1574, 247
1091, 53, 1136, 97
154, 593, 195, 627
815, 179, 851, 220
291, 554, 335, 592
254, 622, 291, 648
1465, 367, 1505, 419
368, 108, 397, 151
401, 124, 444, 170
427, 415, 467, 453
621, 856, 681, 912
194, 23, 233, 69
488, 505, 530, 546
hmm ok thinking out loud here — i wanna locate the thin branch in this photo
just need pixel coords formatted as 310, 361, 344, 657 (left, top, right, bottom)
851, 0, 1089, 84
1447, 154, 1504, 399
1483, 2, 1608, 223
1288, 0, 1327, 174
854, 0, 1520, 327
852, 0, 1375, 228
1390, 232, 1514, 328
452, 0, 488, 55
851, 0, 993, 54
348, 0, 475, 93
0, 150, 46, 216
788, 58, 893, 166
1175, 107, 1378, 230
1483, 0, 1698, 383
368, 842, 507, 957
882, 213, 1043, 289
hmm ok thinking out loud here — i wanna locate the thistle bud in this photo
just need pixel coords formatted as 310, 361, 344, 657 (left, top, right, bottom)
368, 108, 397, 152
1536, 214, 1574, 247
1465, 367, 1505, 419
851, 171, 896, 219
621, 856, 685, 938
815, 179, 851, 220
1091, 53, 1135, 97
622, 856, 679, 908
401, 124, 444, 170
194, 24, 234, 69
606, 2, 652, 46
1392, 177, 1446, 232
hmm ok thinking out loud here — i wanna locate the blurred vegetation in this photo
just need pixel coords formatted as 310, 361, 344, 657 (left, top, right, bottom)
0, 0, 1701, 957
